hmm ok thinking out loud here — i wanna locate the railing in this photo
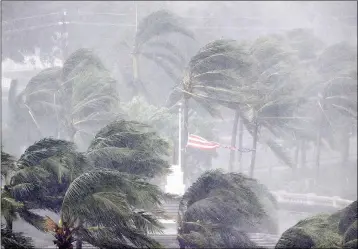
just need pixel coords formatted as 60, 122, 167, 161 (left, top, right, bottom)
271, 190, 353, 209
161, 191, 354, 220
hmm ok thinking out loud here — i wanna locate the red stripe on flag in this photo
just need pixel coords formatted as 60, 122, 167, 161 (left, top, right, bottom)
187, 134, 220, 150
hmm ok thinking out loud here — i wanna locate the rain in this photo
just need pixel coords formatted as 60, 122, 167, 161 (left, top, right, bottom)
1, 1, 357, 249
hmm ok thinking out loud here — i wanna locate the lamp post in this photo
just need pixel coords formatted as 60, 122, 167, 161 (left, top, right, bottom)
178, 102, 182, 170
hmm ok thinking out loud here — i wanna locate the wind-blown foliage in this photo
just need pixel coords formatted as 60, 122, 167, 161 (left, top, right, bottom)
87, 119, 171, 178
43, 169, 164, 249
276, 201, 357, 249
2, 150, 16, 183
4, 49, 120, 155
178, 170, 278, 248
3, 118, 172, 248
1, 224, 35, 249
127, 10, 195, 100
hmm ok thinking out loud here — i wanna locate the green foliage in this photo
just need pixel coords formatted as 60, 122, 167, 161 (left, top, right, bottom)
178, 170, 278, 248
1, 225, 35, 249
87, 119, 171, 178
5, 49, 119, 155
276, 201, 357, 249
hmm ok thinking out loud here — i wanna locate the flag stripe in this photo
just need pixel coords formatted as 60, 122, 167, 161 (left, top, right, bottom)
186, 134, 253, 152
187, 134, 220, 149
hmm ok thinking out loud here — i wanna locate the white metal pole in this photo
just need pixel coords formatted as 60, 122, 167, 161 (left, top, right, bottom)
134, 1, 138, 33
178, 102, 182, 168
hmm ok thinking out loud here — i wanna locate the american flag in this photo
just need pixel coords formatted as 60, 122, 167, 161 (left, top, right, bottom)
186, 134, 220, 150
186, 134, 254, 152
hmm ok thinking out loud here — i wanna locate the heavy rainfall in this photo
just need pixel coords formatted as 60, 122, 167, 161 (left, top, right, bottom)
1, 1, 357, 249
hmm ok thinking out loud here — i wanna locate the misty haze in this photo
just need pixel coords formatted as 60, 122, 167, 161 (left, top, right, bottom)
1, 1, 357, 249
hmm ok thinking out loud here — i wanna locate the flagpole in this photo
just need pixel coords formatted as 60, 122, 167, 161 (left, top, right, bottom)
178, 102, 182, 170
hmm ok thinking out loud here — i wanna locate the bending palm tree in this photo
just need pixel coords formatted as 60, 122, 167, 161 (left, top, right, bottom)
129, 10, 194, 101
177, 170, 278, 248
44, 169, 164, 249
6, 49, 119, 153
168, 39, 254, 179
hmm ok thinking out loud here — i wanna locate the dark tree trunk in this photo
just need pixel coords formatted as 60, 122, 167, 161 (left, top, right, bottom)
5, 218, 12, 232
229, 110, 239, 172
249, 122, 259, 178
75, 239, 82, 249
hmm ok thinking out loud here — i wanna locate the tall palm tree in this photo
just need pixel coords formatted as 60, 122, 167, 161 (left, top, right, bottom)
123, 10, 194, 101
168, 39, 254, 178
237, 34, 302, 177
5, 49, 120, 154
177, 170, 278, 248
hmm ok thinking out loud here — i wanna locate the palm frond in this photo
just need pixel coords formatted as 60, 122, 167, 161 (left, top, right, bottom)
178, 170, 278, 247
1, 225, 35, 249
17, 138, 77, 168
61, 169, 163, 226
135, 10, 194, 52
1, 150, 16, 179
18, 209, 46, 231
86, 147, 170, 178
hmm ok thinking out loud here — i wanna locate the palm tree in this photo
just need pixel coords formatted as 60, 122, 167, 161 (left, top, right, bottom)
6, 118, 171, 248
313, 42, 357, 171
43, 169, 164, 249
177, 170, 278, 248
86, 119, 171, 179
238, 34, 303, 177
168, 39, 254, 179
1, 150, 46, 249
121, 96, 218, 187
121, 10, 194, 101
5, 49, 120, 154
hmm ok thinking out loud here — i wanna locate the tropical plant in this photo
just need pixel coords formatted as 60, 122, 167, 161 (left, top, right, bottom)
177, 170, 278, 248
119, 10, 194, 102
4, 118, 171, 248
121, 96, 219, 187
1, 224, 35, 249
43, 169, 164, 249
167, 39, 255, 179
86, 119, 171, 179
4, 49, 120, 155
275, 200, 357, 249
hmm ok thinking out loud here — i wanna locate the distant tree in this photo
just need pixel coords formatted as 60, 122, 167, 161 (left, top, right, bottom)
126, 10, 194, 102
4, 49, 119, 155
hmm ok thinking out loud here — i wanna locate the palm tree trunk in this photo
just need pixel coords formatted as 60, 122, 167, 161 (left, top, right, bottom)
182, 97, 189, 188
75, 240, 82, 249
249, 121, 259, 178
76, 219, 84, 249
5, 217, 12, 231
229, 110, 239, 172
237, 118, 244, 172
